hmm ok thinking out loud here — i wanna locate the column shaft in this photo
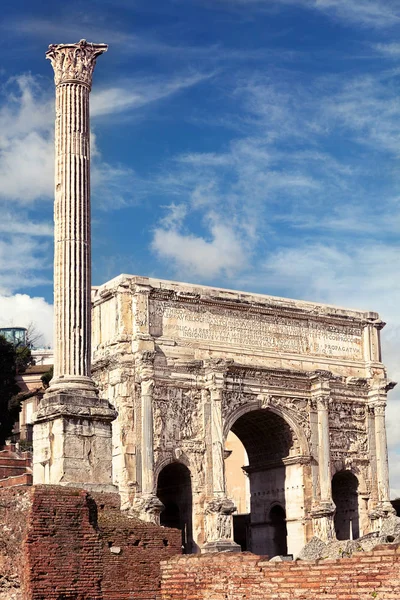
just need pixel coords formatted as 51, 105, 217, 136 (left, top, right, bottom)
317, 399, 332, 503
374, 402, 391, 505
141, 378, 155, 495
53, 82, 91, 382
210, 385, 225, 496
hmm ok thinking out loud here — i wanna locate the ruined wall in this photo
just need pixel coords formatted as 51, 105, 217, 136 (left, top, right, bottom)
160, 547, 400, 600
0, 488, 32, 600
0, 486, 181, 600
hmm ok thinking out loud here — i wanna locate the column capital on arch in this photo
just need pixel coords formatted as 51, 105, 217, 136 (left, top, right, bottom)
204, 358, 233, 390
135, 350, 156, 383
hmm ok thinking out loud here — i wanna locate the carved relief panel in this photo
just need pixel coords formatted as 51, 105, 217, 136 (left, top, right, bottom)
329, 401, 368, 459
153, 385, 202, 450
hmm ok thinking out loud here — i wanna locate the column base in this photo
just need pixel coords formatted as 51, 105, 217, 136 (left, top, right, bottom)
311, 502, 336, 541
131, 493, 164, 524
369, 502, 396, 530
33, 392, 117, 488
201, 540, 241, 553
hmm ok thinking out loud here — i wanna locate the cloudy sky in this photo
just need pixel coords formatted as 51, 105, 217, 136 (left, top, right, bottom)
1, 0, 400, 495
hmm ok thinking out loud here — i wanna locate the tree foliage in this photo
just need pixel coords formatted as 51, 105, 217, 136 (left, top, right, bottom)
0, 335, 33, 445
41, 365, 53, 389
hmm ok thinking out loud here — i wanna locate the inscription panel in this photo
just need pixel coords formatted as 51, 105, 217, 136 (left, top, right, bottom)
149, 300, 363, 361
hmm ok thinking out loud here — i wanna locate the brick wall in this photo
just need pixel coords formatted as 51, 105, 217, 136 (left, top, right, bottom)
0, 486, 181, 600
160, 547, 400, 600
0, 445, 32, 484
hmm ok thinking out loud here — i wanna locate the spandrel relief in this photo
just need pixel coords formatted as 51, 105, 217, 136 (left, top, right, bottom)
329, 401, 368, 454
153, 385, 201, 451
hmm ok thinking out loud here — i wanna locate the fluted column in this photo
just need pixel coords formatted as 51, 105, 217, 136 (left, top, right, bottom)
310, 372, 336, 541
368, 382, 395, 523
132, 351, 163, 524
202, 359, 239, 553
32, 41, 117, 489
46, 39, 107, 395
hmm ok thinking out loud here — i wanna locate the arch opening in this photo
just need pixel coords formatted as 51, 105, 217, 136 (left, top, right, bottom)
156, 462, 194, 554
269, 505, 288, 556
332, 470, 360, 540
225, 408, 305, 557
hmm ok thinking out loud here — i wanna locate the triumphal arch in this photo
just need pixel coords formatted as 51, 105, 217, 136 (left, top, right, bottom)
91, 274, 394, 556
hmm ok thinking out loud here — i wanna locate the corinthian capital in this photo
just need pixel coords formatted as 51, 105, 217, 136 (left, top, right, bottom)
46, 39, 108, 88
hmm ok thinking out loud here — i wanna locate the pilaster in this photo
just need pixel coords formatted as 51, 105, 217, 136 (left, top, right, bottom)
368, 380, 396, 526
309, 371, 336, 541
132, 350, 163, 524
202, 359, 240, 553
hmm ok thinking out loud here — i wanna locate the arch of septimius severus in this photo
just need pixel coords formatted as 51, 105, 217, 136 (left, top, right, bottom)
33, 39, 395, 558
90, 275, 395, 555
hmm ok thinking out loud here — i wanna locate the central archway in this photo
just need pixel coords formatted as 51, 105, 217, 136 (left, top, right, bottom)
157, 462, 194, 554
225, 408, 307, 557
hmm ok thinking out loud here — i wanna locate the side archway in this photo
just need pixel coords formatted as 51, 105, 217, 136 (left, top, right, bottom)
332, 470, 360, 540
156, 462, 194, 553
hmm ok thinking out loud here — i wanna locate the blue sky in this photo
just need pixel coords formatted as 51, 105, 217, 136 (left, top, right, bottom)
2, 0, 400, 494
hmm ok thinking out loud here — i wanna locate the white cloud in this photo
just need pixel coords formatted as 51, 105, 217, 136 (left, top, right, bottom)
0, 236, 51, 295
0, 75, 54, 203
0, 294, 53, 347
210, 0, 400, 28
152, 216, 248, 279
374, 42, 400, 56
91, 72, 214, 118
0, 212, 52, 237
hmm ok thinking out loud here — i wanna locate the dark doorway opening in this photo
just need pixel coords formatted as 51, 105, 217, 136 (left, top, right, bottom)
157, 462, 194, 553
269, 505, 288, 556
332, 470, 359, 540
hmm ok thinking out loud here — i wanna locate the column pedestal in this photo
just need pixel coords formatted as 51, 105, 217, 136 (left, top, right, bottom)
202, 497, 241, 553
33, 392, 116, 491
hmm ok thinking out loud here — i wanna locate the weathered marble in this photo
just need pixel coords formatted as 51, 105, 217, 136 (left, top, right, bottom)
92, 275, 395, 554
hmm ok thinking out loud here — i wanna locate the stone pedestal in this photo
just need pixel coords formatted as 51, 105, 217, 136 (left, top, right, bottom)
33, 393, 117, 490
202, 496, 241, 553
310, 503, 336, 541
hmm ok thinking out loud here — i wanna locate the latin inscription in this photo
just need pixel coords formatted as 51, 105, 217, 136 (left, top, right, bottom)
149, 301, 363, 360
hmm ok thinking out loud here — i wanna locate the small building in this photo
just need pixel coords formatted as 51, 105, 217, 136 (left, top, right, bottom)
0, 327, 27, 346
